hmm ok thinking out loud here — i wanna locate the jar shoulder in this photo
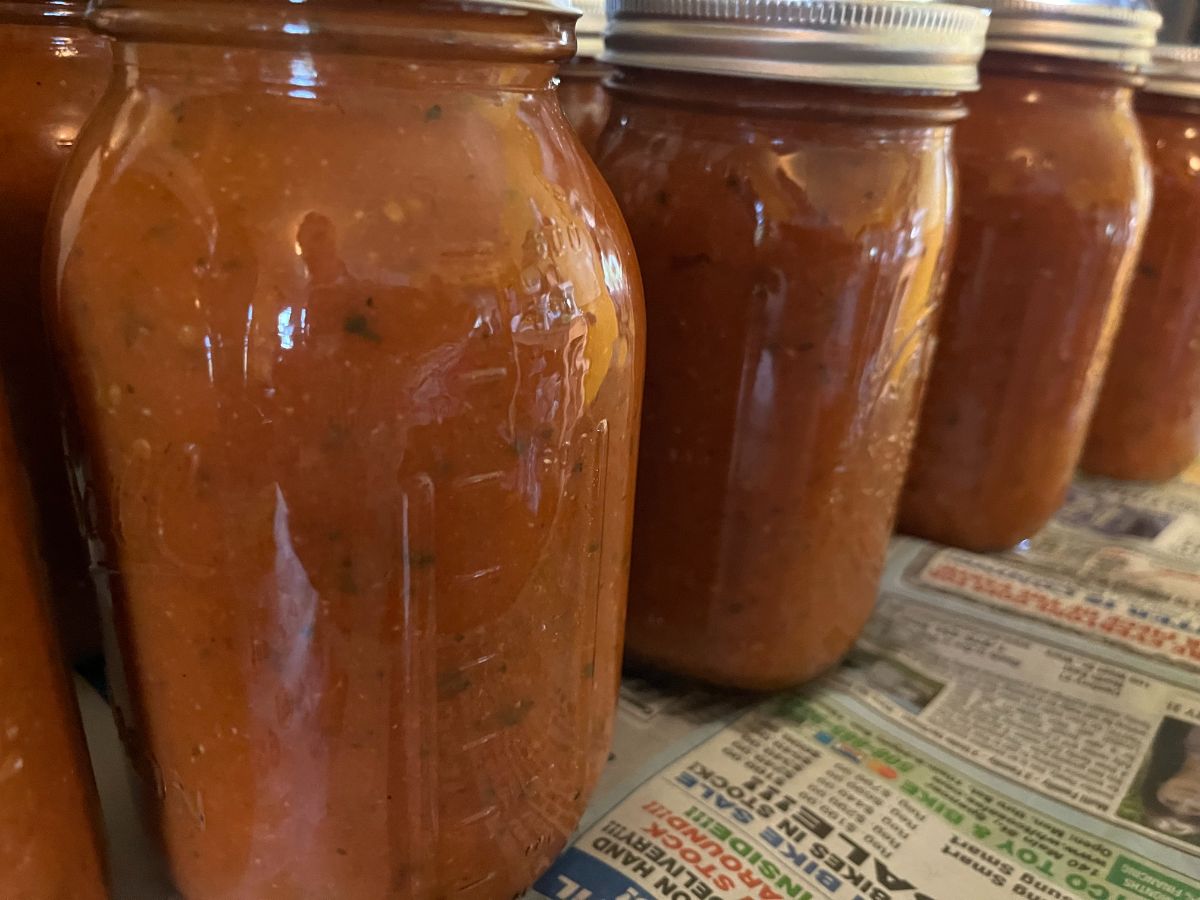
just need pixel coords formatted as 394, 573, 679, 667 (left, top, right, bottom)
0, 26, 110, 178
52, 83, 639, 312
957, 82, 1150, 207
598, 109, 954, 251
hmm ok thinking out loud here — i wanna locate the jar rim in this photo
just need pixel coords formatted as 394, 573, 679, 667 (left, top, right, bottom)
85, 0, 580, 58
602, 0, 989, 94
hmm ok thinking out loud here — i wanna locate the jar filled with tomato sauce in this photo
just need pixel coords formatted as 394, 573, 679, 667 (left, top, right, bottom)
48, 1, 644, 897
0, 0, 110, 662
598, 0, 988, 689
0, 389, 108, 900
1083, 45, 1200, 482
899, 0, 1160, 549
559, 0, 611, 153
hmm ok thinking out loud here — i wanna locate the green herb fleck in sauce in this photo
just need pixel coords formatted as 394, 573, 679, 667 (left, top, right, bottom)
409, 551, 436, 569
344, 313, 381, 343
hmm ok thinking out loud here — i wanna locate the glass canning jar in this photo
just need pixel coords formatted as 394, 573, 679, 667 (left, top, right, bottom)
1083, 46, 1200, 482
598, 0, 987, 689
47, 1, 644, 897
900, 0, 1159, 548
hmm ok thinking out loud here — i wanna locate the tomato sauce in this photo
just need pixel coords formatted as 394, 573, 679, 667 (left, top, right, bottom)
49, 3, 644, 897
0, 0, 110, 661
900, 54, 1153, 549
0, 388, 108, 900
1084, 80, 1200, 482
560, 58, 612, 155
599, 69, 968, 689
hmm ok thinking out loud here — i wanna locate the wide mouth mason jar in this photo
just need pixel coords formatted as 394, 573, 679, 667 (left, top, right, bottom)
47, 1, 644, 897
597, 0, 987, 690
0, 0, 110, 663
899, 0, 1160, 549
1083, 44, 1200, 483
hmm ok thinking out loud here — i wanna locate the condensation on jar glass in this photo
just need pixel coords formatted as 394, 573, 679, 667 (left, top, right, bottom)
899, 0, 1160, 549
597, 0, 988, 689
559, 0, 612, 153
0, 388, 109, 900
0, 0, 110, 663
1083, 45, 1200, 482
47, 1, 644, 898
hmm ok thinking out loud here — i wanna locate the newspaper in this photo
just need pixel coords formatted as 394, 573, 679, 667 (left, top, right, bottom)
523, 475, 1200, 900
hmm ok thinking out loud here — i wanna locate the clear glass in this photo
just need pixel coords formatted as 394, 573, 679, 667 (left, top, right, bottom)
900, 54, 1153, 550
0, 388, 108, 900
597, 70, 960, 690
47, 2, 644, 897
0, 0, 110, 662
1083, 91, 1200, 482
559, 57, 611, 154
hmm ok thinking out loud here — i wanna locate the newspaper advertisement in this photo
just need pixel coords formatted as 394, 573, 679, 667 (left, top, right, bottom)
521, 475, 1200, 900
890, 477, 1200, 669
834, 593, 1200, 858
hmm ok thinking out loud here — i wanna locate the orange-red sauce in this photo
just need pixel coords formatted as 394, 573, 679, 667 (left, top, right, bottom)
0, 2, 110, 661
1083, 91, 1200, 481
598, 71, 959, 690
0, 389, 108, 900
559, 59, 611, 154
901, 55, 1151, 549
49, 8, 643, 897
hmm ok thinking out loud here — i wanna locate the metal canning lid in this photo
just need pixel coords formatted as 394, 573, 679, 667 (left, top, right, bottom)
88, 1, 581, 52
482, 0, 580, 13
574, 0, 607, 57
1144, 43, 1200, 98
603, 0, 990, 92
0, 0, 86, 23
955, 0, 1161, 67
85, 0, 582, 16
